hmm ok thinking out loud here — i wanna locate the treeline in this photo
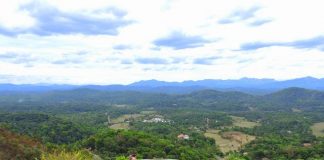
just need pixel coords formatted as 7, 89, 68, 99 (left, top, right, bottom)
2, 87, 324, 113
0, 113, 94, 144
83, 129, 220, 160
227, 112, 324, 159
0, 112, 223, 160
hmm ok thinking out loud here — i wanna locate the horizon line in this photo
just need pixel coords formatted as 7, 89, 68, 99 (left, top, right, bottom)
0, 76, 321, 86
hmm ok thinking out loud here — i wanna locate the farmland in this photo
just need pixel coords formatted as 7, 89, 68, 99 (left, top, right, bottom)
204, 129, 255, 153
311, 122, 324, 137
230, 116, 259, 128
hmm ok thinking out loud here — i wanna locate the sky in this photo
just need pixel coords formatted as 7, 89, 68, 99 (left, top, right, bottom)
0, 0, 324, 84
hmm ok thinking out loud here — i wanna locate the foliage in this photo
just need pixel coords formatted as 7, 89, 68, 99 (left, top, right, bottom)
0, 127, 42, 160
41, 150, 93, 160
162, 109, 232, 130
0, 113, 94, 144
115, 156, 128, 160
226, 153, 247, 160
83, 129, 219, 160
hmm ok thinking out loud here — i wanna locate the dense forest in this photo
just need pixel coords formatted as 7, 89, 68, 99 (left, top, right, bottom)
1, 87, 324, 159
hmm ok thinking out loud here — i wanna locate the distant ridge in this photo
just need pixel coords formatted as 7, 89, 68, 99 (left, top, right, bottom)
1, 77, 324, 94
130, 78, 276, 88
127, 77, 324, 93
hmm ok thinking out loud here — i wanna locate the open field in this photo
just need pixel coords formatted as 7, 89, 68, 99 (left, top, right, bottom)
109, 114, 144, 130
292, 108, 302, 113
110, 113, 158, 130
205, 130, 234, 153
112, 104, 131, 108
111, 114, 144, 123
311, 122, 324, 137
204, 129, 255, 153
140, 111, 157, 115
110, 122, 130, 130
231, 116, 259, 128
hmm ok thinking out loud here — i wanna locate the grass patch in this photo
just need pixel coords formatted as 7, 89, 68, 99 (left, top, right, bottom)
292, 108, 302, 113
110, 113, 151, 130
41, 150, 94, 160
140, 111, 157, 115
311, 122, 324, 137
110, 123, 130, 130
231, 116, 259, 128
111, 114, 144, 123
204, 129, 255, 153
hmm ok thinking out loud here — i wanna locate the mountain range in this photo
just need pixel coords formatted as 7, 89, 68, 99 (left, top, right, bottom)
1, 77, 324, 94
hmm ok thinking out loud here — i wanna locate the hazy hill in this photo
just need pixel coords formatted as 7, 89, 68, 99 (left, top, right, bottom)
261, 87, 324, 110
2, 77, 324, 94
2, 87, 324, 112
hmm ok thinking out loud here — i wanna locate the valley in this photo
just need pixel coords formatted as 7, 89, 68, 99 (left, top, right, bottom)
1, 88, 324, 159
1, 0, 322, 159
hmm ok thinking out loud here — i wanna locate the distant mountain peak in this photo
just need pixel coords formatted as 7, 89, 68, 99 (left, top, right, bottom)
239, 77, 275, 81
130, 79, 169, 87
1, 77, 324, 94
295, 76, 318, 80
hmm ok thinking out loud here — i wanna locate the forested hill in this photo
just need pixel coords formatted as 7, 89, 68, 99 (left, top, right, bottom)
260, 87, 324, 111
264, 87, 324, 102
1, 87, 324, 112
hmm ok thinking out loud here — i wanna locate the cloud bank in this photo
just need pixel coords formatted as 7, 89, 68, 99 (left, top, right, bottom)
0, 0, 323, 84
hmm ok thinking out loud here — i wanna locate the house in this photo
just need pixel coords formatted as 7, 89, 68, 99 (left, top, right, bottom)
303, 143, 312, 147
177, 134, 189, 140
143, 117, 170, 123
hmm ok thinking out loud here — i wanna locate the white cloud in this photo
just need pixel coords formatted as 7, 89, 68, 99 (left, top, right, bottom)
0, 0, 324, 84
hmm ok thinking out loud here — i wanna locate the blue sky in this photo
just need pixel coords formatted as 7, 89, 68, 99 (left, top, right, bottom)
0, 0, 324, 84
